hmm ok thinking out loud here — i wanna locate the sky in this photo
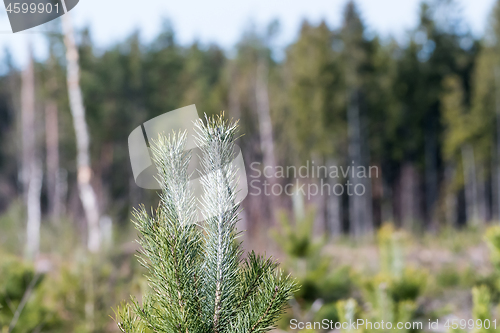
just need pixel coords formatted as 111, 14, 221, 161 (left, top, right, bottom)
0, 0, 497, 68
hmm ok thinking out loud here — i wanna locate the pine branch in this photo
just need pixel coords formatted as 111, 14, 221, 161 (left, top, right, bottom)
115, 113, 298, 333
195, 115, 242, 332
249, 286, 279, 333
236, 252, 277, 309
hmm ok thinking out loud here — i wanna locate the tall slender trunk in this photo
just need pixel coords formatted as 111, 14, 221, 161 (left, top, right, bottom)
255, 58, 276, 171
229, 63, 248, 237
477, 166, 488, 222
494, 66, 500, 221
21, 49, 42, 260
326, 158, 342, 237
45, 100, 61, 221
62, 13, 100, 253
255, 57, 278, 226
400, 163, 420, 230
347, 89, 373, 237
347, 89, 361, 237
462, 145, 480, 226
444, 163, 457, 227
425, 123, 439, 230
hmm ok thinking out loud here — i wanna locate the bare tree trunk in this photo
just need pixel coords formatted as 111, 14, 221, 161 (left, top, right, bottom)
326, 158, 342, 237
347, 89, 362, 237
425, 125, 439, 230
21, 49, 42, 260
255, 57, 278, 226
229, 63, 248, 238
400, 163, 421, 230
494, 66, 500, 221
444, 163, 457, 227
255, 59, 277, 171
62, 13, 100, 253
477, 166, 488, 222
347, 89, 373, 237
462, 145, 480, 226
45, 101, 61, 220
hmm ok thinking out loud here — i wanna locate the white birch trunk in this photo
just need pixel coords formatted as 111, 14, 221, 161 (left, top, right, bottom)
21, 49, 42, 260
62, 13, 100, 253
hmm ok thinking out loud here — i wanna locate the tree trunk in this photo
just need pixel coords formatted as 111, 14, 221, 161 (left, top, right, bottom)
494, 66, 500, 221
45, 100, 62, 220
326, 158, 342, 237
255, 57, 278, 226
462, 145, 480, 226
477, 165, 488, 222
444, 163, 457, 227
62, 13, 100, 253
425, 123, 439, 230
400, 163, 421, 230
347, 89, 373, 237
229, 63, 248, 237
255, 58, 277, 171
21, 49, 42, 260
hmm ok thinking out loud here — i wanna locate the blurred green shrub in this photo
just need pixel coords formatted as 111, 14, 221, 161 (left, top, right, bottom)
273, 207, 355, 331
360, 224, 426, 333
0, 255, 62, 332
486, 226, 500, 272
337, 298, 362, 333
471, 285, 494, 333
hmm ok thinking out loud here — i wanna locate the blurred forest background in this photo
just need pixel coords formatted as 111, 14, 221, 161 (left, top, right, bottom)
4, 0, 500, 331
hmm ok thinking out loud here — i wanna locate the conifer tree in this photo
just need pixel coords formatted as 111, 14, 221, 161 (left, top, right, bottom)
115, 114, 297, 332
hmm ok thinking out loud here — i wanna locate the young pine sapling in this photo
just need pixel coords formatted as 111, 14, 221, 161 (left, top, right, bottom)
116, 114, 298, 333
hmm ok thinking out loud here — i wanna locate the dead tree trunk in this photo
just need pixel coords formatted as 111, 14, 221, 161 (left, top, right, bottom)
255, 58, 277, 172
62, 13, 100, 253
45, 99, 61, 220
21, 49, 42, 260
255, 57, 278, 225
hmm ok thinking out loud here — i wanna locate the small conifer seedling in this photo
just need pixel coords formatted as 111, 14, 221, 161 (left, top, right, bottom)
115, 114, 298, 333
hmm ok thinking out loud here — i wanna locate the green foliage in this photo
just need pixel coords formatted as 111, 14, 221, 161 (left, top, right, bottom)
273, 204, 354, 331
0, 256, 61, 332
486, 226, 500, 271
337, 299, 362, 333
115, 115, 297, 332
274, 208, 324, 261
313, 302, 339, 325
273, 207, 353, 302
360, 225, 426, 333
435, 265, 461, 288
378, 224, 405, 278
0, 202, 25, 256
472, 285, 495, 333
